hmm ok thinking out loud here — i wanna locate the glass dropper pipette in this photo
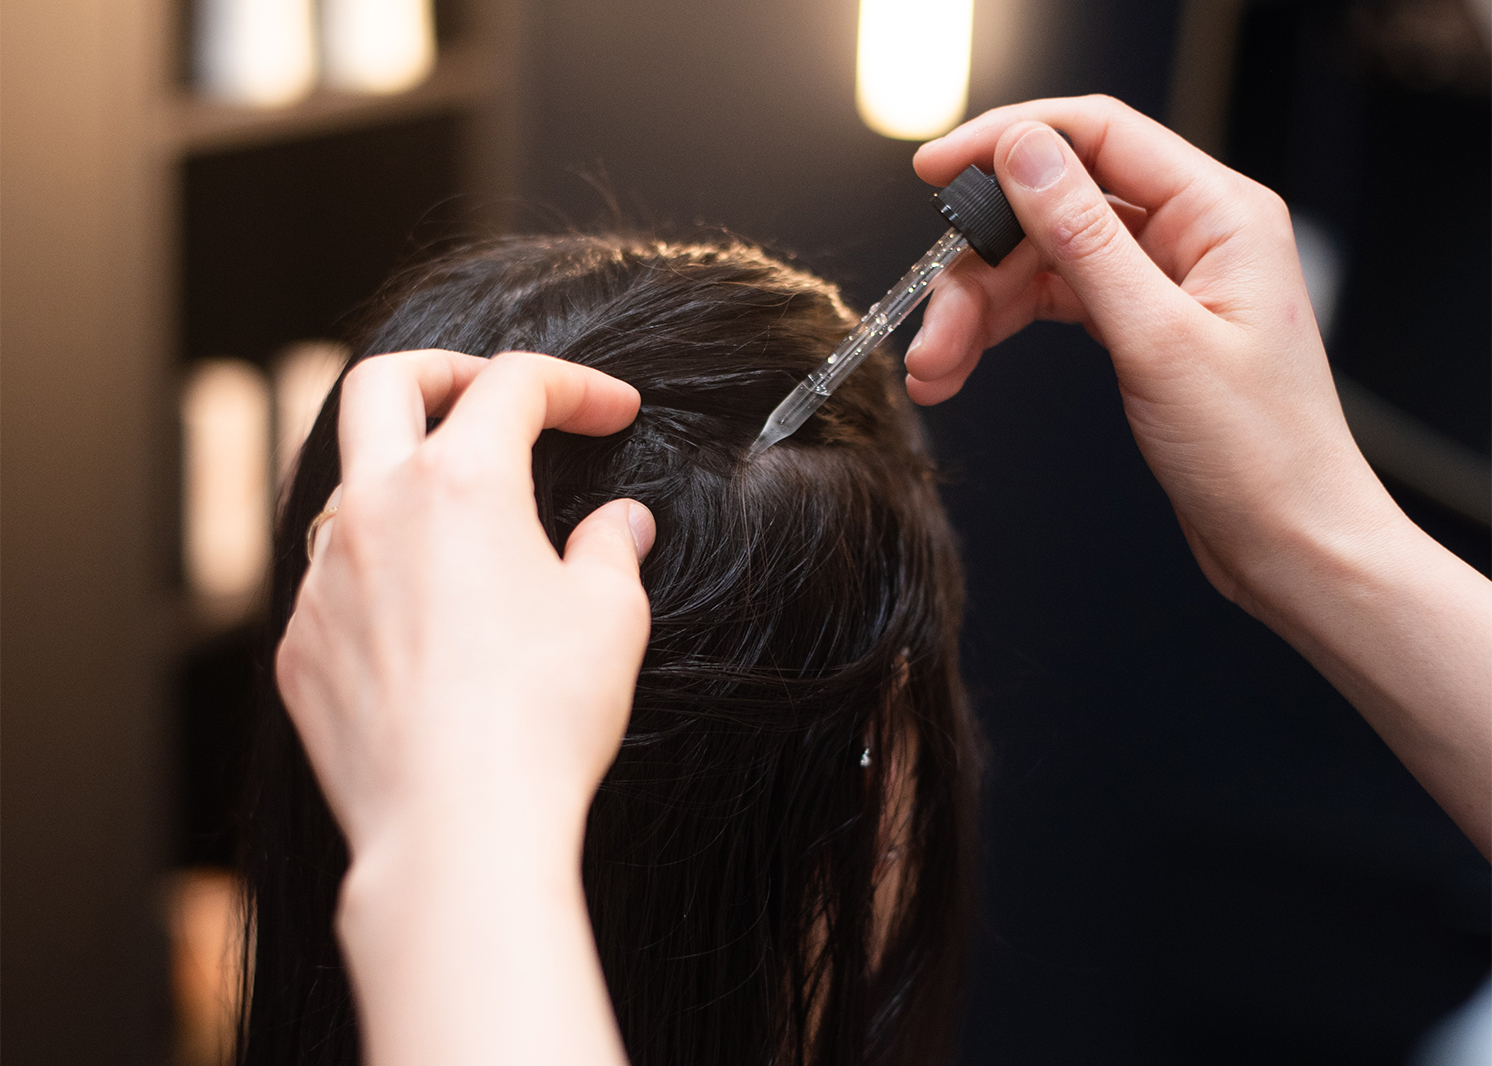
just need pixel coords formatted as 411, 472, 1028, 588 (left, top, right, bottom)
747, 165, 1025, 460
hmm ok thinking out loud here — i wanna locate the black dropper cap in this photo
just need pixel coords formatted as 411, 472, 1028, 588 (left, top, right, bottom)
933, 165, 1025, 267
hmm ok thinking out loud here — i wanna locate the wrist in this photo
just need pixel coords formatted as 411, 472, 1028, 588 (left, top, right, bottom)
334, 800, 619, 1066
1220, 447, 1408, 628
340, 792, 589, 914
1220, 472, 1492, 857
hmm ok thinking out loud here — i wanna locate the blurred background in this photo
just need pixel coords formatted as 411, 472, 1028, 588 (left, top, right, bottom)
1, 0, 1487, 1062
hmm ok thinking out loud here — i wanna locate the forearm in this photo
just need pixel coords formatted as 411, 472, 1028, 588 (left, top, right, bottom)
1242, 495, 1492, 859
336, 808, 627, 1066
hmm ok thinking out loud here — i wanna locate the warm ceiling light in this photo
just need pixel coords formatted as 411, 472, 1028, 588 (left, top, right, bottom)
195, 0, 318, 108
182, 360, 271, 608
856, 0, 974, 140
323, 0, 437, 95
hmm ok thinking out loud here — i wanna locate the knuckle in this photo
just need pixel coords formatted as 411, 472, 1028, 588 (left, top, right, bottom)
1082, 93, 1129, 126
623, 574, 652, 612
323, 490, 388, 567
1243, 179, 1289, 224
1259, 186, 1291, 226
490, 350, 544, 381
589, 565, 649, 614
340, 357, 384, 396
275, 638, 305, 710
1243, 183, 1299, 250
418, 437, 496, 496
331, 511, 374, 567
615, 582, 653, 632
481, 352, 548, 408
1049, 196, 1125, 265
1152, 301, 1198, 347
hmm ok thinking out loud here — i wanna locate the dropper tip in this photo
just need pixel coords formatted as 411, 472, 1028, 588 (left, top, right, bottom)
745, 421, 789, 462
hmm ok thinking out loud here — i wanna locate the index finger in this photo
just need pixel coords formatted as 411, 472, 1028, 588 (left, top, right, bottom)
914, 94, 1229, 216
338, 349, 489, 484
430, 351, 641, 487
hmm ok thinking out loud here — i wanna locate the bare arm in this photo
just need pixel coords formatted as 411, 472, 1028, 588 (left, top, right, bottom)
911, 96, 1491, 857
1240, 500, 1490, 855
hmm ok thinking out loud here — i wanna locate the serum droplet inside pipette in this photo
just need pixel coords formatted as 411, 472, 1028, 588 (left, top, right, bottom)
746, 164, 1026, 460
745, 229, 970, 460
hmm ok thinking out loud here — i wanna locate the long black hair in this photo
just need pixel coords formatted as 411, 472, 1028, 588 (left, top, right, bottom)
240, 234, 980, 1066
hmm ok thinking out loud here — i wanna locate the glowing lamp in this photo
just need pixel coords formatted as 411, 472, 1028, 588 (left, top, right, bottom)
195, 0, 318, 108
182, 360, 271, 607
856, 0, 974, 140
323, 0, 437, 95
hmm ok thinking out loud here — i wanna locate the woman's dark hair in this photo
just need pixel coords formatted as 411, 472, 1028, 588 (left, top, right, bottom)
240, 234, 979, 1066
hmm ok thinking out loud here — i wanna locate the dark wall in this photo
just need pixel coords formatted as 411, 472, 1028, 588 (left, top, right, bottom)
1228, 0, 1490, 563
505, 1, 1490, 1063
511, 0, 1181, 311
181, 114, 468, 365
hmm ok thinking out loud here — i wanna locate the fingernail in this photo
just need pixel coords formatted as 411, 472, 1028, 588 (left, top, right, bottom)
627, 502, 655, 561
1007, 127, 1067, 192
905, 328, 925, 360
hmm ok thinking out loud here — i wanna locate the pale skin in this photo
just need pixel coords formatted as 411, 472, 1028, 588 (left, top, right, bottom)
276, 96, 1491, 1066
279, 350, 651, 1066
909, 95, 1490, 858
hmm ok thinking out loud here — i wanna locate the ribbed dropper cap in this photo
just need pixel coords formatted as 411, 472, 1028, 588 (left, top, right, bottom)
932, 165, 1025, 267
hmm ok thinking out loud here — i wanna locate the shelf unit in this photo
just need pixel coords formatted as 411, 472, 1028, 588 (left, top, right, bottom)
158, 37, 499, 157
0, 2, 518, 1060
167, 5, 517, 840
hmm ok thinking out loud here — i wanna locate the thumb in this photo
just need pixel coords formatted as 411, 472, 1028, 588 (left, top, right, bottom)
992, 122, 1202, 354
563, 498, 655, 578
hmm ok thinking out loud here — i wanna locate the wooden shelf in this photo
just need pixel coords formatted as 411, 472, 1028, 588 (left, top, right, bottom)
157, 40, 496, 157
